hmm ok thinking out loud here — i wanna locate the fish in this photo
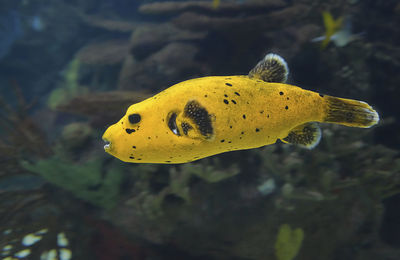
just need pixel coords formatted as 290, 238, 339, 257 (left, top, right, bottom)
311, 11, 363, 48
102, 53, 379, 164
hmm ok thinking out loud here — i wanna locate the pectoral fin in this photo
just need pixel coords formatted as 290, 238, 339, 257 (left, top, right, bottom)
281, 122, 321, 149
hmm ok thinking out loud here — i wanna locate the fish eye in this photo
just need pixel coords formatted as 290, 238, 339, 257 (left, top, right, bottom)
168, 112, 180, 136
128, 114, 141, 124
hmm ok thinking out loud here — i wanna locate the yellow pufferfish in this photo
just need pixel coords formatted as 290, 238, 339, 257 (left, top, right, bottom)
103, 54, 379, 164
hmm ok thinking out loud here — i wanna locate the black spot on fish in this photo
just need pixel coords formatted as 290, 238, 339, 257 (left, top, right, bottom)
181, 122, 193, 135
132, 146, 136, 149
225, 83, 232, 87
256, 128, 260, 132
224, 94, 228, 97
148, 137, 151, 139
137, 158, 142, 160
223, 99, 229, 104
129, 156, 135, 159
128, 114, 141, 124
204, 94, 208, 97
220, 139, 225, 142
121, 122, 123, 125
184, 100, 213, 138
267, 114, 270, 118
234, 92, 240, 96
285, 106, 288, 110
126, 129, 135, 134
165, 160, 171, 163
231, 100, 236, 104
279, 91, 284, 95
228, 141, 232, 143
260, 110, 264, 114
230, 125, 233, 129
242, 114, 246, 119
287, 97, 289, 100
319, 93, 324, 97
241, 131, 244, 135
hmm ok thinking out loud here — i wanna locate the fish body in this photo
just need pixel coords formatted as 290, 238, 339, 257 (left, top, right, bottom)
103, 54, 379, 164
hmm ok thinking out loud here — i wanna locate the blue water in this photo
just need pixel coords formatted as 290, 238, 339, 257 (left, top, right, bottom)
0, 1, 399, 259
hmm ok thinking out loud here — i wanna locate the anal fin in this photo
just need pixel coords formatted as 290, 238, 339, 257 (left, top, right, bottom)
281, 122, 321, 149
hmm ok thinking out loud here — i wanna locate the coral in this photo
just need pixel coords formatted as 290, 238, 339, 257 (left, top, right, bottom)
60, 122, 93, 151
79, 14, 137, 32
21, 157, 124, 209
275, 224, 304, 260
56, 91, 151, 127
76, 40, 131, 65
138, 1, 288, 16
179, 160, 239, 183
171, 4, 310, 32
128, 23, 206, 60
118, 42, 203, 91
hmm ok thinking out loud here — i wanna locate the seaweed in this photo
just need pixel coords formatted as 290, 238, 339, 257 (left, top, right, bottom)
21, 156, 125, 210
275, 224, 304, 260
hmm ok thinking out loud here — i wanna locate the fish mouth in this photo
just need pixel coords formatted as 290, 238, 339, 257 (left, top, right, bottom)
103, 138, 111, 151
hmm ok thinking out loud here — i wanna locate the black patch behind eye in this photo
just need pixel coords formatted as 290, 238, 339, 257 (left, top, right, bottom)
129, 114, 141, 124
181, 122, 193, 135
184, 100, 213, 138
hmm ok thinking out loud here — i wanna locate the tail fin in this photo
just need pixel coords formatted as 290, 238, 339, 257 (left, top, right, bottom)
323, 96, 379, 128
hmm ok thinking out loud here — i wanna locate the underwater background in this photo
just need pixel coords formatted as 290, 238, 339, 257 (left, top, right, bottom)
0, 0, 399, 259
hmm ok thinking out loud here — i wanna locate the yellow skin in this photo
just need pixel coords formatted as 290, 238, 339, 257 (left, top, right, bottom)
103, 54, 378, 164
105, 76, 328, 163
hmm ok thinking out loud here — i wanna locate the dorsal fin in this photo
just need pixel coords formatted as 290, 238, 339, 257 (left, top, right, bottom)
248, 53, 289, 83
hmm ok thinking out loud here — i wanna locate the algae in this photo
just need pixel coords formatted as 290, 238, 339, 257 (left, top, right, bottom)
47, 59, 88, 109
21, 156, 124, 209
275, 224, 304, 260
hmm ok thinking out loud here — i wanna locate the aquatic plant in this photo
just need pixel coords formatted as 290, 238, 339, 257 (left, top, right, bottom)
47, 58, 88, 109
21, 157, 124, 209
275, 224, 304, 260
180, 160, 240, 183
0, 81, 52, 168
